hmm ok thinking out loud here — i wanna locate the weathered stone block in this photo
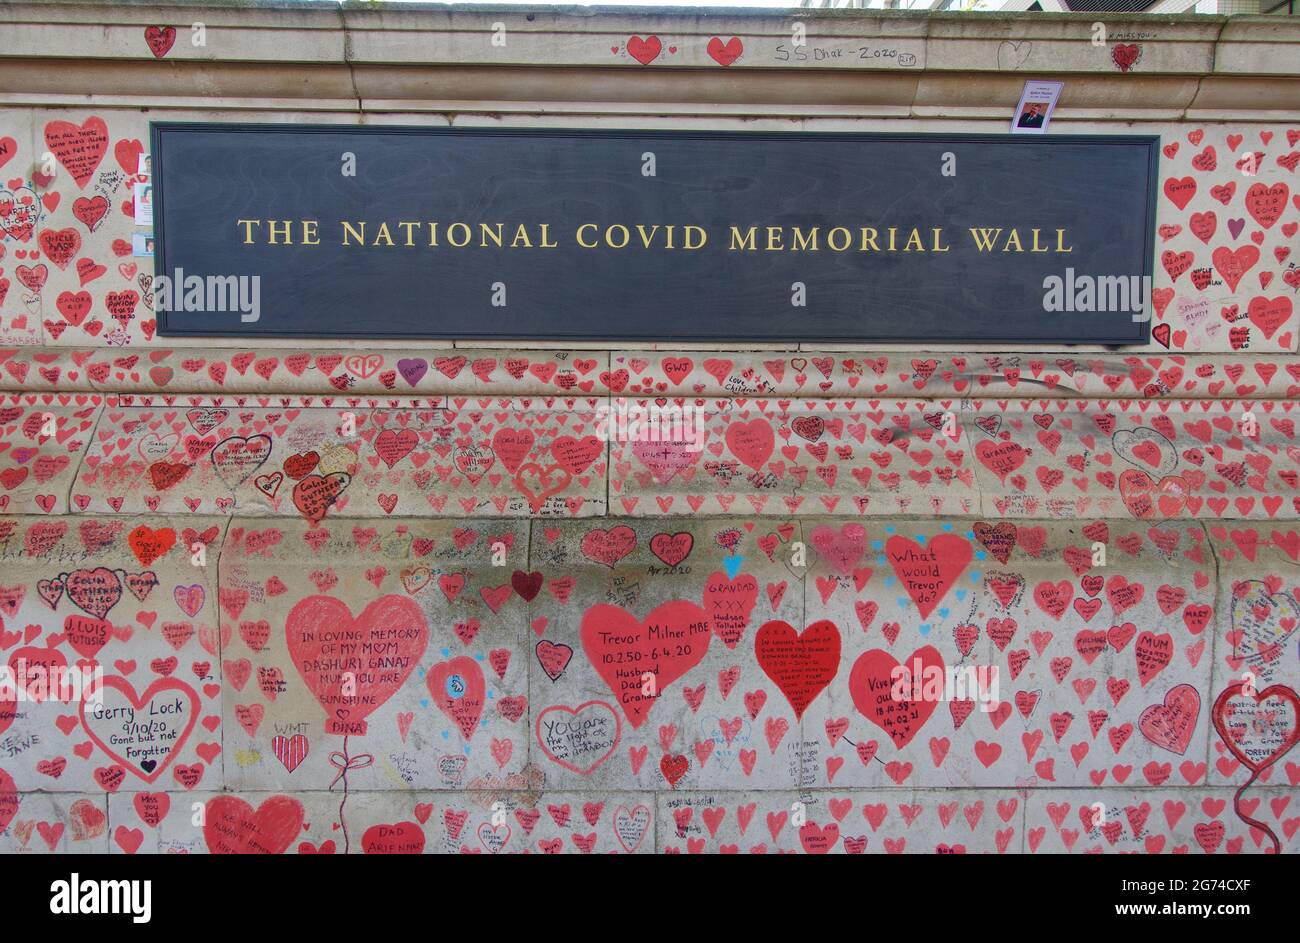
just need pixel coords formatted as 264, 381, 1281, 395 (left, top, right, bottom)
0, 515, 225, 793
527, 518, 806, 792
220, 518, 531, 791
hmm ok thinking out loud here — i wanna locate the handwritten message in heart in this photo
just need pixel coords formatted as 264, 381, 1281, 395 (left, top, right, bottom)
286, 594, 428, 736
79, 676, 199, 783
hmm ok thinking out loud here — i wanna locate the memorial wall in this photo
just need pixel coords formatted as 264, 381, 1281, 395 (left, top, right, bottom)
0, 1, 1297, 855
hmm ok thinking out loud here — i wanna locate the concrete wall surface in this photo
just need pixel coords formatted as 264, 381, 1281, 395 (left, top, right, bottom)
0, 2, 1297, 854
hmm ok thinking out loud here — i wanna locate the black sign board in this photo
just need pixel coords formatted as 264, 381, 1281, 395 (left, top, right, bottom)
151, 123, 1158, 343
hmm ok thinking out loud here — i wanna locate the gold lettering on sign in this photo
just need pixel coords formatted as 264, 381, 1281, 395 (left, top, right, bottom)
232, 219, 1074, 255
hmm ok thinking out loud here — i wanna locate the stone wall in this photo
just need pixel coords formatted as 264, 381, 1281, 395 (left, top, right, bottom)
0, 1, 1297, 854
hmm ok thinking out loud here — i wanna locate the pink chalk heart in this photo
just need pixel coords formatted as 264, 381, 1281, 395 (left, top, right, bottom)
204, 796, 303, 855
724, 418, 774, 471
809, 523, 867, 576
1138, 683, 1200, 756
427, 655, 486, 741
286, 594, 428, 736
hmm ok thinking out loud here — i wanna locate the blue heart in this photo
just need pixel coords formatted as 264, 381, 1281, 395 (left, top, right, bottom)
919, 623, 932, 636
724, 554, 744, 579
938, 607, 949, 619
420, 698, 429, 708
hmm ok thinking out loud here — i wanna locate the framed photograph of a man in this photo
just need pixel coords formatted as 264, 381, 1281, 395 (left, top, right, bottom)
1011, 80, 1063, 135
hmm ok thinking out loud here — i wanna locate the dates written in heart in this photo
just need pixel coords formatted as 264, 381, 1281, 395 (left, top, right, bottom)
80, 677, 198, 782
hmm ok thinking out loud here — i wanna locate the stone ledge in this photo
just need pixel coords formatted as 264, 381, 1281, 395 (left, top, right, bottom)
1, 5, 1298, 117
4, 350, 1298, 398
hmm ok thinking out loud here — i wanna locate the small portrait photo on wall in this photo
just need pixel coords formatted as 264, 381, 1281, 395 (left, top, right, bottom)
1011, 80, 1063, 135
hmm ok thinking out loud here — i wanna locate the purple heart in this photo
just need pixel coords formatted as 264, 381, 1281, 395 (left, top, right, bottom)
1227, 217, 1245, 240
397, 358, 429, 387
173, 584, 205, 618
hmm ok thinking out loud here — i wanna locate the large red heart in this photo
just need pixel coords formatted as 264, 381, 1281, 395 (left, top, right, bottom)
580, 525, 637, 567
580, 600, 710, 728
286, 594, 428, 736
755, 619, 841, 720
724, 418, 773, 470
626, 35, 662, 66
43, 117, 108, 188
1212, 681, 1300, 774
974, 440, 1028, 482
374, 428, 418, 468
706, 36, 743, 67
204, 795, 304, 854
849, 646, 943, 749
885, 534, 972, 619
79, 676, 199, 783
